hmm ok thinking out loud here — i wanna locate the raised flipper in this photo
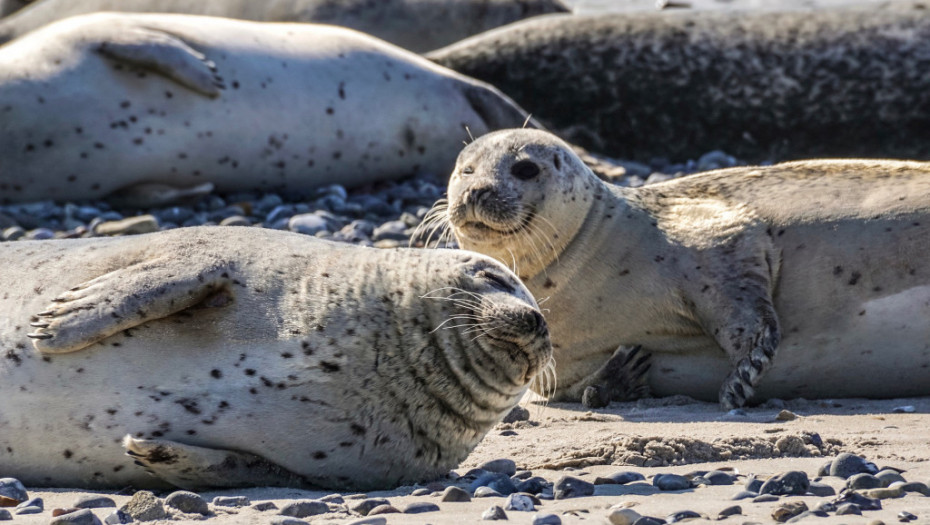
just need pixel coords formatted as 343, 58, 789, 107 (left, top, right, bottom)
561, 345, 652, 403
27, 256, 232, 353
124, 436, 309, 490
97, 26, 223, 98
107, 181, 215, 209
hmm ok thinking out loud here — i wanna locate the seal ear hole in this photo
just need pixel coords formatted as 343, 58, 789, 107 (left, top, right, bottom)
552, 154, 562, 171
511, 160, 540, 181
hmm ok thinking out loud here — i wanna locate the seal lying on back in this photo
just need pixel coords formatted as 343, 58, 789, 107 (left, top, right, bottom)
442, 129, 930, 409
429, 2, 930, 163
0, 13, 531, 206
0, 0, 570, 51
0, 226, 551, 489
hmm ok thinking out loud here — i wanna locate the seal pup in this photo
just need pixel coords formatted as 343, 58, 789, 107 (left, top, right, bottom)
429, 2, 930, 163
0, 226, 551, 489
0, 0, 570, 51
440, 128, 930, 408
0, 12, 534, 206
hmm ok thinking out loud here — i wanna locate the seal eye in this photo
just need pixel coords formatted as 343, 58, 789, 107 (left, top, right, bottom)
462, 166, 475, 175
476, 270, 516, 293
511, 160, 540, 180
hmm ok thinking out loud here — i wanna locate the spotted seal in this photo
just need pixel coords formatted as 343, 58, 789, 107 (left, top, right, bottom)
0, 0, 569, 51
0, 226, 551, 489
439, 128, 930, 408
0, 12, 532, 206
428, 2, 930, 163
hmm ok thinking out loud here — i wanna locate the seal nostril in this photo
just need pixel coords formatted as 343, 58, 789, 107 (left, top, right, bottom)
469, 187, 492, 206
511, 160, 540, 180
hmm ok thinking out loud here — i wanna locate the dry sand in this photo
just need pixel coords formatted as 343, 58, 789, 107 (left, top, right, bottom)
10, 394, 930, 524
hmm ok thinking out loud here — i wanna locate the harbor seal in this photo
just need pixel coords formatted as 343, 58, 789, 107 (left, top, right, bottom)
441, 128, 930, 408
0, 226, 551, 489
428, 2, 930, 163
0, 12, 532, 206
0, 0, 570, 51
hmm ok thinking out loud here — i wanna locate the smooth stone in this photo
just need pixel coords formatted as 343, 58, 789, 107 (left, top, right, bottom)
17, 497, 43, 510
347, 518, 387, 525
554, 476, 595, 499
772, 501, 808, 523
474, 487, 504, 498
893, 405, 916, 413
894, 481, 930, 496
861, 487, 904, 499
834, 490, 883, 510
103, 510, 132, 524
350, 499, 390, 516
320, 494, 344, 503
516, 477, 548, 495
26, 227, 54, 240
775, 409, 799, 421
471, 472, 517, 496
50, 509, 102, 525
93, 215, 159, 236
582, 384, 610, 408
120, 491, 166, 522
898, 511, 917, 522
653, 474, 691, 491
760, 471, 809, 495
1, 226, 25, 241
219, 215, 251, 226
402, 502, 439, 514
212, 496, 250, 507
0, 510, 9, 520
164, 491, 209, 515
603, 472, 646, 485
505, 493, 535, 512
532, 513, 562, 525
278, 500, 329, 518
705, 471, 736, 485
512, 470, 533, 480
409, 488, 431, 497
875, 470, 907, 486
14, 506, 42, 515
288, 213, 330, 235
717, 505, 742, 518
502, 405, 530, 423
813, 501, 836, 513
731, 490, 758, 500
480, 459, 518, 477
807, 481, 836, 497
848, 473, 884, 490
817, 460, 833, 477
753, 494, 780, 503
73, 496, 116, 509
252, 501, 278, 511
482, 505, 508, 521
786, 510, 828, 523
631, 517, 665, 525
831, 453, 878, 478
608, 508, 642, 525
744, 477, 764, 493
367, 504, 400, 515
441, 486, 471, 502
269, 518, 308, 525
667, 510, 701, 522
372, 220, 407, 241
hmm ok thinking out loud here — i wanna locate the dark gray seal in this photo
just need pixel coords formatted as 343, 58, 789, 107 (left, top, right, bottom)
428, 2, 930, 163
442, 129, 930, 408
0, 226, 551, 489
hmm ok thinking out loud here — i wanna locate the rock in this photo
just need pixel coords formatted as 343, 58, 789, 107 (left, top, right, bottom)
831, 453, 878, 478
471, 472, 517, 496
753, 494, 780, 503
505, 493, 535, 512
441, 486, 471, 502
532, 513, 562, 525
717, 505, 742, 518
409, 488, 431, 496
212, 496, 250, 507
696, 150, 738, 171
165, 491, 209, 515
786, 510, 829, 523
599, 471, 646, 485
278, 500, 329, 518
50, 509, 102, 525
834, 490, 883, 511
893, 481, 930, 496
103, 510, 132, 524
120, 491, 167, 522
875, 469, 906, 487
402, 502, 439, 514
760, 471, 810, 495
351, 498, 390, 516
14, 506, 41, 515
861, 486, 904, 499
731, 490, 758, 500
893, 405, 916, 413
817, 460, 833, 477
474, 487, 504, 498
252, 501, 278, 511
848, 473, 884, 490
1, 226, 25, 241
807, 481, 836, 497
502, 405, 530, 423
73, 496, 116, 509
553, 476, 595, 499
512, 470, 533, 480
94, 215, 159, 236
480, 459, 517, 476
0, 509, 9, 520
367, 504, 400, 515
582, 385, 610, 408
372, 220, 408, 241
16, 497, 43, 511
775, 409, 798, 421
269, 518, 308, 525
0, 479, 26, 507
26, 227, 55, 240
219, 215, 251, 226
482, 506, 508, 520
898, 511, 917, 522
836, 503, 862, 515
346, 518, 387, 525
320, 494, 344, 503
653, 473, 691, 491
608, 508, 642, 525
631, 517, 665, 525
516, 477, 548, 494
772, 501, 808, 522
744, 476, 763, 493
667, 510, 701, 522
288, 213, 330, 235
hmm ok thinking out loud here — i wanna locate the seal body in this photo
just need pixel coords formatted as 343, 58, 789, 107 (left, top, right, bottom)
445, 129, 930, 408
0, 13, 531, 205
0, 226, 551, 489
429, 2, 930, 163
0, 0, 569, 51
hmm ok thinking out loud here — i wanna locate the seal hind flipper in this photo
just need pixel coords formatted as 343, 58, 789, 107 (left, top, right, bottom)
28, 257, 232, 353
123, 435, 310, 490
97, 26, 222, 98
560, 344, 652, 402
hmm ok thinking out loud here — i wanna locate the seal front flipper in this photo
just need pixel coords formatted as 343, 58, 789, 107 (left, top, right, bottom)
123, 436, 310, 490
28, 257, 232, 353
97, 26, 222, 98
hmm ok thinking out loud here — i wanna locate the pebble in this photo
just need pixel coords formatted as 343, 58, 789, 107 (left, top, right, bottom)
875, 469, 907, 486
14, 505, 42, 515
1, 226, 24, 241
50, 509, 102, 525
831, 453, 879, 478
553, 475, 595, 499
861, 486, 904, 499
759, 471, 810, 495
73, 496, 116, 509
165, 491, 209, 515
836, 503, 862, 515
848, 473, 884, 490
270, 518, 309, 525
212, 496, 250, 507
893, 405, 916, 413
717, 505, 742, 518
471, 472, 517, 495
252, 501, 278, 511
279, 500, 329, 518
807, 481, 836, 497
893, 481, 930, 496
480, 459, 517, 476
93, 215, 159, 236
409, 488, 431, 496
16, 497, 43, 510
731, 490, 758, 500
512, 470, 533, 480
898, 511, 918, 522
582, 384, 610, 408
516, 477, 549, 494
631, 517, 665, 525
26, 227, 55, 239
744, 476, 763, 493
608, 508, 642, 525
441, 486, 471, 502
666, 510, 701, 522
598, 471, 646, 485
835, 490, 883, 510
752, 494, 780, 503
120, 491, 166, 521
704, 470, 736, 485
772, 501, 808, 522
653, 473, 691, 491
347, 518, 387, 525
351, 498, 390, 516
502, 405, 530, 423
288, 213, 330, 235
474, 486, 504, 498
103, 510, 132, 524
402, 502, 440, 514
505, 493, 535, 511
774, 409, 798, 421
219, 215, 251, 226
532, 513, 562, 525
482, 505, 508, 520
367, 504, 400, 515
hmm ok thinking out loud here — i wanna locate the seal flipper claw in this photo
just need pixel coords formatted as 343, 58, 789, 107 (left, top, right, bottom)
29, 256, 231, 354
123, 435, 310, 490
561, 344, 652, 402
97, 26, 221, 98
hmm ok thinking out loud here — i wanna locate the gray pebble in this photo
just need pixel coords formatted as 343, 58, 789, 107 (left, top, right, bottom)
515, 476, 548, 494
480, 459, 517, 477
474, 486, 504, 498
704, 470, 736, 485
834, 490, 882, 510
50, 509, 103, 525
471, 472, 517, 495
288, 213, 329, 235
512, 470, 532, 480
278, 500, 328, 518
554, 475, 595, 499
848, 473, 884, 490
653, 473, 691, 491
219, 215, 250, 226
252, 501, 278, 511
505, 493, 535, 512
120, 491, 166, 521
817, 460, 833, 477
717, 505, 742, 518
103, 510, 132, 524
164, 491, 209, 515
893, 405, 916, 413
409, 488, 431, 496
753, 494, 780, 502
482, 505, 508, 520
893, 481, 930, 496
731, 490, 758, 500
441, 486, 471, 502
807, 481, 836, 497
631, 517, 665, 525
73, 496, 116, 509
372, 220, 407, 241
367, 504, 400, 515
532, 513, 562, 525
212, 496, 250, 507
16, 497, 43, 510
667, 510, 701, 522
836, 503, 862, 516
0, 509, 9, 521
2, 226, 25, 241
402, 502, 440, 514
813, 501, 836, 513
601, 471, 646, 485
760, 471, 809, 495
502, 405, 530, 423
772, 501, 808, 522
269, 518, 308, 525
94, 215, 159, 236
875, 469, 907, 486
14, 505, 42, 515
350, 498, 390, 516
831, 453, 878, 478
786, 510, 828, 523
26, 227, 54, 239
347, 518, 387, 525
898, 511, 917, 522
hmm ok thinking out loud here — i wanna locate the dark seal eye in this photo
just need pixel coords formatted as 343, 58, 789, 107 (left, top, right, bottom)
510, 160, 540, 180
476, 270, 516, 293
462, 166, 474, 175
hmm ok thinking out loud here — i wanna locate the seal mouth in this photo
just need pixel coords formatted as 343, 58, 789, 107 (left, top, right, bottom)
457, 210, 535, 240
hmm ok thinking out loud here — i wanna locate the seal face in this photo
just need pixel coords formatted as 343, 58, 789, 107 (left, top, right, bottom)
0, 226, 551, 490
0, 12, 531, 206
443, 128, 930, 409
